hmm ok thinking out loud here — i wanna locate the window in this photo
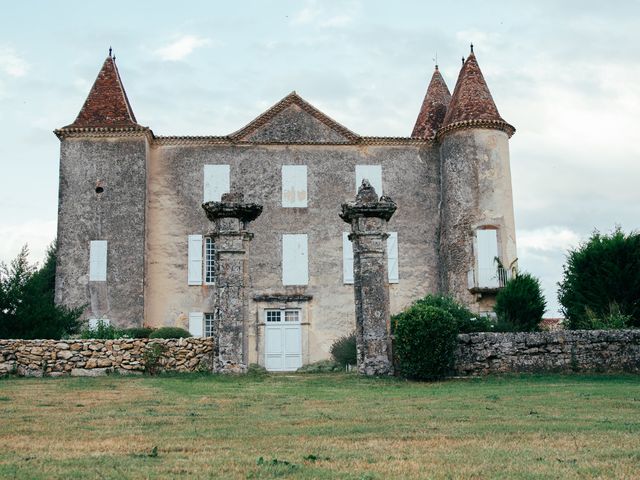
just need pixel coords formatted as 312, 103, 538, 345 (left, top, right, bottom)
204, 237, 215, 284
342, 232, 398, 283
282, 234, 308, 285
89, 240, 108, 281
203, 164, 230, 202
188, 235, 216, 286
265, 309, 301, 323
355, 165, 382, 196
476, 228, 499, 288
282, 165, 307, 207
204, 313, 215, 337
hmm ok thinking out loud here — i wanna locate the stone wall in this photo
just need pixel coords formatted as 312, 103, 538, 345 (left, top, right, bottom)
0, 338, 214, 377
455, 330, 640, 375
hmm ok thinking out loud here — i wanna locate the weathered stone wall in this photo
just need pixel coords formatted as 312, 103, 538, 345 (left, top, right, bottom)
0, 338, 214, 377
455, 330, 640, 375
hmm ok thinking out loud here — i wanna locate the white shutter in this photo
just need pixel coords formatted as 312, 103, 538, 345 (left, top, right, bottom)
282, 234, 308, 285
343, 232, 354, 284
188, 312, 204, 337
203, 165, 230, 202
89, 240, 108, 281
477, 229, 499, 288
355, 165, 383, 196
187, 235, 203, 286
282, 165, 308, 208
387, 232, 399, 283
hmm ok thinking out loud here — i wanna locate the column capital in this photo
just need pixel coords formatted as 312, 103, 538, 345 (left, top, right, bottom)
339, 180, 396, 224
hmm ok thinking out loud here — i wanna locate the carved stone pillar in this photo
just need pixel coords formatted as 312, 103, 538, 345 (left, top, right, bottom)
340, 180, 397, 376
202, 192, 262, 373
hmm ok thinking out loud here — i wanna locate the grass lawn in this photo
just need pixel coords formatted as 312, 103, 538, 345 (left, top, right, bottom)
0, 373, 639, 479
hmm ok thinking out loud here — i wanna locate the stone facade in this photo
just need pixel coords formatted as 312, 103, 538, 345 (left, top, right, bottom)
54, 48, 518, 371
455, 330, 640, 375
0, 338, 214, 377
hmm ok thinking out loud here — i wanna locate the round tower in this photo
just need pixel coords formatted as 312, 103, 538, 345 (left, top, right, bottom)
437, 46, 517, 313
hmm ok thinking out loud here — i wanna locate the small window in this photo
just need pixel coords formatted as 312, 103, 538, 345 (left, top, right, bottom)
204, 313, 215, 338
204, 237, 215, 284
282, 165, 308, 208
265, 309, 301, 323
266, 310, 282, 323
476, 228, 499, 288
203, 165, 230, 202
355, 165, 382, 196
284, 310, 300, 322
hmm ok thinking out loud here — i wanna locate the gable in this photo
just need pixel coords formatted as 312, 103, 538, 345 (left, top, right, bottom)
230, 92, 359, 144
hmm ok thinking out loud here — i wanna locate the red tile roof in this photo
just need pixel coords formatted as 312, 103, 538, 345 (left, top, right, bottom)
442, 51, 507, 128
411, 66, 451, 139
65, 55, 139, 128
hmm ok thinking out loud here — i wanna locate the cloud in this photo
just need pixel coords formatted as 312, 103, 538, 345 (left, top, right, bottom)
0, 47, 28, 77
290, 0, 356, 28
154, 35, 212, 61
0, 220, 57, 267
518, 226, 581, 253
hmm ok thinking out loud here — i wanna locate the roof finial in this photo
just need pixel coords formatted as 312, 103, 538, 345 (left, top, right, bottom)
108, 46, 112, 57
470, 43, 474, 54
434, 51, 438, 70
462, 56, 465, 66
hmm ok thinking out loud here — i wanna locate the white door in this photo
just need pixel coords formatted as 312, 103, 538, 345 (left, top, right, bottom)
265, 310, 302, 371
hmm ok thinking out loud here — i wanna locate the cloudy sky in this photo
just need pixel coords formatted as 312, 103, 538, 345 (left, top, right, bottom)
1, 0, 639, 315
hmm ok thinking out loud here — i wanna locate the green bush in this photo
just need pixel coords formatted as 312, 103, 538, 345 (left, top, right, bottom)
559, 228, 640, 329
494, 273, 546, 332
580, 303, 632, 330
148, 327, 192, 339
79, 319, 123, 339
330, 331, 356, 366
143, 342, 167, 375
394, 305, 458, 380
402, 294, 493, 333
296, 360, 342, 373
122, 327, 155, 338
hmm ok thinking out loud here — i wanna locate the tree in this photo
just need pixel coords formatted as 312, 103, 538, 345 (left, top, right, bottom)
558, 228, 640, 329
0, 242, 82, 339
494, 272, 546, 332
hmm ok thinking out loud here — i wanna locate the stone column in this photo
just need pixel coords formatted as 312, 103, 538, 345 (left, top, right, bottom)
202, 192, 262, 373
340, 180, 397, 376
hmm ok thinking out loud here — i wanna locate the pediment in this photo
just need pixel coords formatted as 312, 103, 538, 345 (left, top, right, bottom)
230, 92, 360, 144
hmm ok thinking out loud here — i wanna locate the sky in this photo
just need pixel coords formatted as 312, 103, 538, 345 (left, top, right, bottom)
1, 0, 639, 315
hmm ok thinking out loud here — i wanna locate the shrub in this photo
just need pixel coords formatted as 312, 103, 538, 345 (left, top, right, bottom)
122, 327, 155, 338
400, 294, 493, 333
79, 319, 123, 339
330, 332, 356, 366
559, 228, 640, 329
580, 303, 632, 330
494, 273, 546, 332
246, 363, 269, 377
394, 305, 458, 380
148, 327, 192, 339
143, 342, 167, 375
296, 360, 342, 373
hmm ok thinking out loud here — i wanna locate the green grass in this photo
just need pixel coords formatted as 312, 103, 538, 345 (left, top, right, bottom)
0, 373, 638, 479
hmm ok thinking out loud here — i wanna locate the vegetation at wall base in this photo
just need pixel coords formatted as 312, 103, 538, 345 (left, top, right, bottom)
394, 305, 458, 380
79, 319, 123, 340
494, 272, 546, 332
329, 331, 356, 366
0, 243, 82, 340
122, 326, 155, 338
148, 327, 192, 339
559, 227, 640, 329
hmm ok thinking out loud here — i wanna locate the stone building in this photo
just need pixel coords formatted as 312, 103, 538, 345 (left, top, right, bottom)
54, 46, 517, 371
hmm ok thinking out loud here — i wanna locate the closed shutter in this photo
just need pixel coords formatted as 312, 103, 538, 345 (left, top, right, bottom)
387, 232, 399, 283
89, 240, 108, 281
282, 234, 308, 285
203, 165, 230, 202
188, 312, 204, 337
282, 165, 308, 208
187, 235, 203, 285
343, 232, 354, 284
355, 165, 383, 196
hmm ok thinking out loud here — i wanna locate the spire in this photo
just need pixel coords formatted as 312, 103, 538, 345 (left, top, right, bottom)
64, 52, 139, 128
441, 48, 514, 137
412, 66, 452, 139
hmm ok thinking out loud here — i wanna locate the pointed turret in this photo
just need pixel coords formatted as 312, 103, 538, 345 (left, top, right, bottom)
64, 51, 140, 128
440, 47, 514, 137
411, 66, 451, 139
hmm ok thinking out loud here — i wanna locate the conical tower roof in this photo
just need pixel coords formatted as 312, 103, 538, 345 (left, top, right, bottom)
440, 47, 514, 138
411, 66, 451, 139
64, 52, 140, 129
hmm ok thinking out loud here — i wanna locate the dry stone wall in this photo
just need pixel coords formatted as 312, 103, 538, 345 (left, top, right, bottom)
455, 330, 640, 375
0, 338, 214, 377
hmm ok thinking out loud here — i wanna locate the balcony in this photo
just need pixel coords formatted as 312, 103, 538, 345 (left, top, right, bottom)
468, 266, 513, 294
